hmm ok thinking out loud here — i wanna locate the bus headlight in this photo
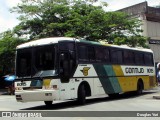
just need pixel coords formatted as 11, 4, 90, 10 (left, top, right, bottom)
15, 87, 23, 90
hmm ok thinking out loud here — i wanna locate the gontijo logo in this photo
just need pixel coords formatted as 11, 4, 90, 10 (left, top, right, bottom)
81, 67, 90, 76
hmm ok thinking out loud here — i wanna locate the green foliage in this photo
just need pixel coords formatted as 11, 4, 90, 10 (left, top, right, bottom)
0, 31, 25, 75
11, 0, 147, 47
0, 0, 149, 75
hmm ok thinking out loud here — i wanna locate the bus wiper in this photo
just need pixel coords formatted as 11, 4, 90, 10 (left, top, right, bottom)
33, 70, 43, 77
15, 76, 31, 80
31, 65, 40, 77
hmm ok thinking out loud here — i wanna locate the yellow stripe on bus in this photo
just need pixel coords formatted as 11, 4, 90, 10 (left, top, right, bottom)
112, 65, 155, 92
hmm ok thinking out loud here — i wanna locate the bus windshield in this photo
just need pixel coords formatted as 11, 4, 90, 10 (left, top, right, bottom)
16, 45, 56, 78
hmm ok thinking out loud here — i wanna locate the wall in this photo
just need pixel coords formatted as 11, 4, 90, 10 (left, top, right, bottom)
141, 20, 160, 62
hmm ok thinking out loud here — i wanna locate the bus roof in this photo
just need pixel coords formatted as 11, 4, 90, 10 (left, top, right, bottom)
16, 37, 153, 53
16, 37, 76, 49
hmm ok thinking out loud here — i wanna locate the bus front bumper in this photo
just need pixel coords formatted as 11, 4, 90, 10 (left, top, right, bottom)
15, 89, 58, 102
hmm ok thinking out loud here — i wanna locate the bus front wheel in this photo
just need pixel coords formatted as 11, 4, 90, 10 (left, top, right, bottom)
77, 84, 86, 105
44, 101, 53, 106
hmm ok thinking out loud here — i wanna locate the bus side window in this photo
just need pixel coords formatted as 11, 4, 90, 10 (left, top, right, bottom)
95, 47, 105, 62
117, 50, 123, 64
144, 53, 154, 66
124, 51, 134, 64
135, 52, 144, 65
78, 45, 88, 62
104, 49, 110, 63
111, 50, 117, 64
110, 49, 122, 64
88, 46, 95, 62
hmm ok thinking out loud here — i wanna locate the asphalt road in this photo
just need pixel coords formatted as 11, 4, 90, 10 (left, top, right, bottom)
1, 87, 160, 120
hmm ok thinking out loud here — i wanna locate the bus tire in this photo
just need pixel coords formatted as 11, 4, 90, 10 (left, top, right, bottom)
136, 80, 143, 95
44, 101, 53, 106
77, 84, 86, 105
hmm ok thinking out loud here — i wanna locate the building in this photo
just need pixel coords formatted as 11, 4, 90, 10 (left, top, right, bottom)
118, 1, 160, 63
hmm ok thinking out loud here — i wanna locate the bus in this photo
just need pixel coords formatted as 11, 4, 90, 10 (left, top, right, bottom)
15, 37, 157, 106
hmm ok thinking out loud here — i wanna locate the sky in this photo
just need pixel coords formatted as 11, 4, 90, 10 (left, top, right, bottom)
0, 0, 160, 33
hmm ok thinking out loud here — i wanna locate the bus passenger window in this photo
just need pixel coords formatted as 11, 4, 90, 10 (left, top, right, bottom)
111, 49, 122, 64
88, 47, 95, 62
124, 51, 134, 64
117, 51, 123, 64
104, 49, 110, 63
135, 52, 144, 65
95, 48, 104, 62
111, 50, 118, 64
144, 53, 153, 66
78, 45, 88, 61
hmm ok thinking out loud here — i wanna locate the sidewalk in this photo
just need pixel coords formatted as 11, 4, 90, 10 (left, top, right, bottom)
153, 88, 160, 99
147, 85, 160, 99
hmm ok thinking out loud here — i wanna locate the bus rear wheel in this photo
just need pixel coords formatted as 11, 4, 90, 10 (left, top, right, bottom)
136, 80, 144, 95
44, 101, 53, 106
77, 84, 86, 105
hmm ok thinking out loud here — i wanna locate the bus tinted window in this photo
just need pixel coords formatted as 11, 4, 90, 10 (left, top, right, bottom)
104, 49, 110, 63
95, 47, 105, 62
59, 42, 75, 51
144, 53, 153, 66
88, 46, 95, 61
135, 52, 144, 65
111, 49, 123, 64
88, 47, 95, 62
16, 49, 31, 77
78, 45, 88, 61
124, 51, 134, 64
35, 45, 55, 70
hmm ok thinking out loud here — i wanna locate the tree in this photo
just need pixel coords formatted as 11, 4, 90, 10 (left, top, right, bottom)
0, 30, 25, 75
11, 0, 148, 47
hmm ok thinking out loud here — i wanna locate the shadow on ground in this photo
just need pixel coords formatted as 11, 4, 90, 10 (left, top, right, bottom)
21, 91, 156, 110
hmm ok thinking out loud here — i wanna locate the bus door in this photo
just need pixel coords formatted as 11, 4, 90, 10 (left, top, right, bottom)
58, 41, 76, 100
